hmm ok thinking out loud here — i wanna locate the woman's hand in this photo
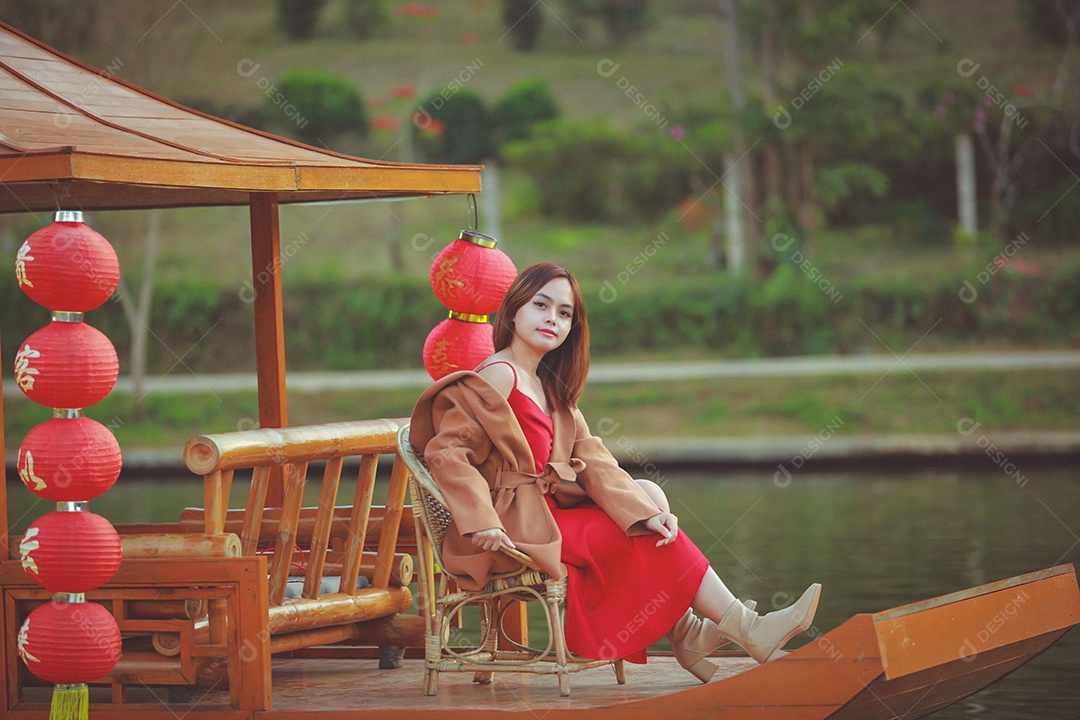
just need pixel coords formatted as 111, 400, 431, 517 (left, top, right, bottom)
469, 527, 516, 552
644, 512, 679, 547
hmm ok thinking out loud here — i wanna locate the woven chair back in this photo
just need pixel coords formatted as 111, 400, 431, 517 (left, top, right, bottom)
397, 425, 455, 577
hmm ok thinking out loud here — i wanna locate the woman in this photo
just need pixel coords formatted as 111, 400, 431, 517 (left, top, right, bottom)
410, 262, 820, 682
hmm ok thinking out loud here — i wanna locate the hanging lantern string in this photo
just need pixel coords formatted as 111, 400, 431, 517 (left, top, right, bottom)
48, 182, 80, 219
48, 184, 62, 215
467, 193, 478, 233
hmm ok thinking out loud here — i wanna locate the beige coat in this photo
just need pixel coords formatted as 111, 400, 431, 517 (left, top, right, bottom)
409, 370, 660, 590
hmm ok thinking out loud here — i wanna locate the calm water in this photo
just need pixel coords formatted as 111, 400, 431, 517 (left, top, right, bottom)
6, 466, 1078, 718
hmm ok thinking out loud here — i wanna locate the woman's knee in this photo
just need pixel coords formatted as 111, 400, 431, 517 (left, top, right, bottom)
635, 478, 670, 512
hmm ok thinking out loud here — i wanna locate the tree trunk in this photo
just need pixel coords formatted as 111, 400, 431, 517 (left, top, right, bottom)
480, 162, 503, 241
718, 0, 751, 275
955, 132, 978, 236
722, 153, 745, 272
117, 208, 161, 413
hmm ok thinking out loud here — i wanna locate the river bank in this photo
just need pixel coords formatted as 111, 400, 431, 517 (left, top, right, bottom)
5, 351, 1078, 478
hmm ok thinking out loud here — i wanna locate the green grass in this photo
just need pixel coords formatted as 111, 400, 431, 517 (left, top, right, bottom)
4, 369, 1075, 452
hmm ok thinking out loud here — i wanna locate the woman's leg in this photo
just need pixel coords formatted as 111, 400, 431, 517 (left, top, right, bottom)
692, 567, 738, 624
635, 478, 738, 622
635, 478, 669, 512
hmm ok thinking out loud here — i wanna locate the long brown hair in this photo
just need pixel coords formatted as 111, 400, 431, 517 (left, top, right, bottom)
492, 263, 590, 409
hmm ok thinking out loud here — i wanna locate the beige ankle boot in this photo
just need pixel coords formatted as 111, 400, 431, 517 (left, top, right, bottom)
716, 583, 821, 664
668, 599, 757, 683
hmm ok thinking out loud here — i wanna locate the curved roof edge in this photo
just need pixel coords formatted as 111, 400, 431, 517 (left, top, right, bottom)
0, 21, 482, 213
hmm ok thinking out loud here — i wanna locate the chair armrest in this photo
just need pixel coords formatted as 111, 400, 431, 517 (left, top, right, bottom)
498, 544, 541, 572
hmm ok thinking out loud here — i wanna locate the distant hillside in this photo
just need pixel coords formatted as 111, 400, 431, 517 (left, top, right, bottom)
2, 0, 1062, 138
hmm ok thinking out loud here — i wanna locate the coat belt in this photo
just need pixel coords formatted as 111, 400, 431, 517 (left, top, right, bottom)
491, 460, 585, 515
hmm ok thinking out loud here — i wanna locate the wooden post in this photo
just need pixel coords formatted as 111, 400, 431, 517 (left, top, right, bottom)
249, 192, 288, 507
0, 327, 9, 561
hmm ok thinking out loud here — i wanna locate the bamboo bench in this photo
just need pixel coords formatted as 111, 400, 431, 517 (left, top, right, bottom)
178, 418, 420, 658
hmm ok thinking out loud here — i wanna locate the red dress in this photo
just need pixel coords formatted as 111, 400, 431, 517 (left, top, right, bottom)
488, 362, 709, 664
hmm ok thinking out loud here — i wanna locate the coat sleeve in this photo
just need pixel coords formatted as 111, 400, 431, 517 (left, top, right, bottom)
570, 409, 661, 533
422, 386, 504, 536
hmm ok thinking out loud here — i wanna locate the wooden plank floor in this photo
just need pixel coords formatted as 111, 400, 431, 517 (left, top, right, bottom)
68, 654, 756, 718
258, 654, 755, 716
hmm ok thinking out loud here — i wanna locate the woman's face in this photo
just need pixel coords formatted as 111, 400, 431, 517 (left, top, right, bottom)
512, 277, 574, 356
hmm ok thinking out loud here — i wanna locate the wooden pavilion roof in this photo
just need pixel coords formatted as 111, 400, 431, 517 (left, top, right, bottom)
0, 21, 481, 214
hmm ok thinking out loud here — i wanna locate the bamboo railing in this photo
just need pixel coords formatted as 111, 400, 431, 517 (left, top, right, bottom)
182, 418, 415, 639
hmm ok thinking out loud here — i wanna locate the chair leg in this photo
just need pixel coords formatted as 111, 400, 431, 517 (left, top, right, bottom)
548, 595, 571, 697
614, 658, 626, 685
425, 606, 445, 696
472, 599, 496, 686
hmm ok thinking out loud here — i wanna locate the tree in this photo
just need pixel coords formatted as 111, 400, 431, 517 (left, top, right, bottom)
502, 0, 543, 51
115, 210, 161, 415
599, 0, 651, 44
276, 0, 328, 40
1017, 0, 1080, 45
930, 1, 1080, 244
701, 0, 914, 273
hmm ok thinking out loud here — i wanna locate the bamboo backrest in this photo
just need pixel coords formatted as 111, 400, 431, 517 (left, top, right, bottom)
183, 418, 410, 607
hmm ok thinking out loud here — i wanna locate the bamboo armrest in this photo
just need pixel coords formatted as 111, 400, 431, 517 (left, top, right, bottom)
499, 544, 541, 571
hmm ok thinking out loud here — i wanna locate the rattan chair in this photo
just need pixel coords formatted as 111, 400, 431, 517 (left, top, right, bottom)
398, 424, 625, 697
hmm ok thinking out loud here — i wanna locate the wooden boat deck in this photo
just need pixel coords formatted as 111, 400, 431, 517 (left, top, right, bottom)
6, 564, 1079, 719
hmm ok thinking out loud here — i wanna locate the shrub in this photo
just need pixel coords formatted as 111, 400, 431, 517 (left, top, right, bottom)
276, 0, 327, 40
505, 118, 631, 221
270, 69, 368, 145
493, 78, 560, 144
414, 90, 497, 164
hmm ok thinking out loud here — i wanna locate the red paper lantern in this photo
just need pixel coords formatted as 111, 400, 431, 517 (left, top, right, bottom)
15, 211, 120, 313
13, 320, 118, 409
429, 231, 517, 315
20, 511, 121, 593
18, 416, 122, 502
18, 601, 121, 683
423, 315, 494, 380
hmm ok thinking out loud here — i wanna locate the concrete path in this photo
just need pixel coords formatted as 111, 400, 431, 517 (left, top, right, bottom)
6, 349, 1079, 397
